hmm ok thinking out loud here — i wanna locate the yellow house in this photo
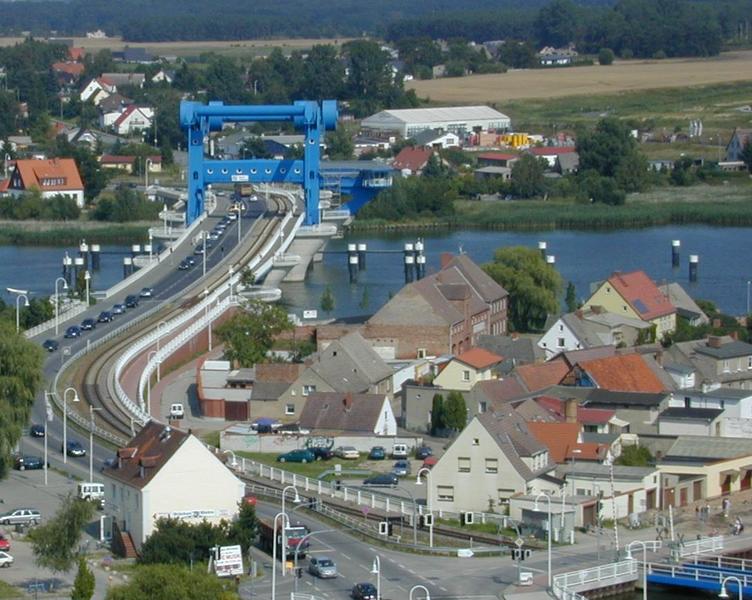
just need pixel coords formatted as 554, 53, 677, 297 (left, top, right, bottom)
433, 348, 503, 392
583, 270, 676, 338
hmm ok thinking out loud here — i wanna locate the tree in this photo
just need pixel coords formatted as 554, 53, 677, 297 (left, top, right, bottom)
320, 286, 335, 315
430, 393, 445, 435
71, 557, 95, 600
215, 300, 292, 368
740, 141, 752, 172
0, 320, 44, 478
444, 391, 467, 431
325, 127, 354, 161
565, 281, 578, 313
28, 495, 95, 572
422, 153, 448, 178
615, 445, 653, 467
227, 501, 258, 554
483, 246, 563, 331
510, 155, 546, 198
106, 564, 237, 600
302, 45, 344, 100
598, 48, 615, 65
577, 117, 645, 180
239, 267, 256, 288
535, 0, 579, 47
139, 518, 229, 566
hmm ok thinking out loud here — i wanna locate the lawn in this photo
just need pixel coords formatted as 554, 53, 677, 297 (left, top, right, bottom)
236, 451, 376, 480
0, 581, 21, 599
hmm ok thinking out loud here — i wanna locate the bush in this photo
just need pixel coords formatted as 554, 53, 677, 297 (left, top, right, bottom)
0, 192, 80, 221
598, 48, 615, 65
92, 187, 161, 222
620, 48, 634, 59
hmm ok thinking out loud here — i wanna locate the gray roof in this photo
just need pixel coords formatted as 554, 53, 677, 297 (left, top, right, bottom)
476, 335, 544, 364
559, 463, 655, 481
688, 388, 752, 400
560, 313, 607, 348
659, 407, 723, 421
362, 106, 510, 127
585, 388, 667, 407
556, 152, 580, 172
412, 128, 454, 146
695, 340, 752, 360
299, 392, 386, 433
658, 283, 709, 325
663, 361, 694, 376
308, 331, 392, 393
445, 254, 508, 304
581, 432, 619, 445
251, 382, 290, 402
664, 435, 752, 462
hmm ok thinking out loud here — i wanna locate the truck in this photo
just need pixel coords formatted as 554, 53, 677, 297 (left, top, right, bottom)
234, 183, 253, 200
258, 518, 310, 560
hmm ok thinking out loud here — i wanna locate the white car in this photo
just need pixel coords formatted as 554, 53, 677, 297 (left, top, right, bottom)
169, 403, 185, 419
0, 551, 14, 568
335, 446, 360, 460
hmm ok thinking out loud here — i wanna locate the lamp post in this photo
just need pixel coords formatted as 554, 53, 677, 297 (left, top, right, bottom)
292, 529, 336, 593
371, 554, 381, 600
534, 492, 552, 589
54, 276, 68, 335
410, 585, 431, 600
281, 485, 301, 576
719, 575, 743, 599
202, 231, 208, 276
145, 157, 153, 189
156, 320, 167, 353
271, 511, 289, 600
237, 201, 242, 246
416, 467, 434, 547
222, 449, 238, 469
88, 405, 102, 482
62, 387, 79, 464
83, 270, 91, 306
147, 350, 162, 383
13, 292, 29, 333
625, 541, 648, 600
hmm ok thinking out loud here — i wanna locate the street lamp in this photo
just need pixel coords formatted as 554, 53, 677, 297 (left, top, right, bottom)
271, 511, 289, 600
145, 157, 153, 189
292, 528, 336, 593
410, 585, 431, 600
13, 292, 29, 333
54, 276, 68, 335
534, 492, 553, 589
156, 320, 168, 352
83, 270, 91, 306
222, 449, 238, 469
416, 467, 434, 547
202, 230, 208, 276
625, 541, 648, 600
62, 387, 79, 464
147, 350, 163, 384
281, 485, 301, 576
719, 575, 743, 599
88, 405, 102, 482
371, 554, 381, 600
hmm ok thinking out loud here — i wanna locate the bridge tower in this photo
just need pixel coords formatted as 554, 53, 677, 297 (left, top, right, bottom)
179, 99, 338, 226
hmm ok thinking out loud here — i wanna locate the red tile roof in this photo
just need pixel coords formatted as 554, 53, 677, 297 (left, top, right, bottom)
0, 179, 9, 193
392, 147, 433, 173
578, 353, 666, 393
607, 270, 676, 320
52, 62, 85, 76
528, 146, 576, 156
13, 158, 84, 192
477, 152, 518, 162
535, 395, 614, 424
514, 359, 569, 393
456, 347, 503, 370
100, 154, 135, 165
526, 421, 605, 463
68, 47, 85, 61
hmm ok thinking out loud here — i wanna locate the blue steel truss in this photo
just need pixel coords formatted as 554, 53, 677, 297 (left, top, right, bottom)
179, 99, 338, 225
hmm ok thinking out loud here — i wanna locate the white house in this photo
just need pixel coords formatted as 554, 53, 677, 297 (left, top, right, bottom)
8, 158, 85, 208
411, 128, 461, 150
112, 105, 155, 135
669, 387, 752, 437
151, 69, 175, 84
103, 422, 245, 552
433, 347, 503, 391
80, 76, 117, 105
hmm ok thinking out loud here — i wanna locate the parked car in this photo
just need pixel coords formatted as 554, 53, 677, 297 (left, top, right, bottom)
368, 446, 386, 460
178, 259, 191, 270
335, 446, 360, 460
29, 424, 45, 438
64, 325, 81, 338
208, 231, 220, 241
14, 455, 45, 471
422, 456, 438, 470
415, 446, 433, 460
169, 403, 184, 419
42, 339, 59, 352
0, 534, 9, 551
139, 287, 154, 298
64, 441, 86, 457
278, 423, 311, 436
77, 482, 105, 509
391, 443, 408, 459
351, 583, 377, 600
0, 551, 13, 568
112, 303, 126, 314
308, 557, 337, 578
277, 449, 315, 464
392, 460, 411, 477
97, 311, 114, 323
0, 508, 40, 526
124, 295, 139, 308
363, 473, 399, 487
308, 447, 334, 461
80, 318, 96, 331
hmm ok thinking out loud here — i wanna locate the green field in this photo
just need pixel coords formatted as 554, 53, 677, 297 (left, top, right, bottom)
237, 451, 376, 480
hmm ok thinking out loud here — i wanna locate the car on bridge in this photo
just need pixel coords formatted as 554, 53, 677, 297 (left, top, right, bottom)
277, 449, 315, 464
64, 325, 81, 338
64, 441, 86, 457
178, 260, 191, 270
29, 424, 45, 438
139, 287, 154, 298
112, 303, 126, 314
97, 311, 114, 323
80, 318, 96, 331
42, 339, 59, 352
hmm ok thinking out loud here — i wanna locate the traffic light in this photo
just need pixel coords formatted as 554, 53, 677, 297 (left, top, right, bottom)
462, 512, 474, 526
296, 567, 303, 579
379, 522, 389, 535
512, 549, 532, 561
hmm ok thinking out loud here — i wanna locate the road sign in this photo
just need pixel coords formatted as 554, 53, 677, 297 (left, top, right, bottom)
515, 537, 525, 548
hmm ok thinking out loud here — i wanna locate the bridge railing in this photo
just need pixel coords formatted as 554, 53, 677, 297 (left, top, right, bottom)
678, 535, 724, 557
552, 560, 637, 600
25, 301, 88, 339
647, 562, 752, 586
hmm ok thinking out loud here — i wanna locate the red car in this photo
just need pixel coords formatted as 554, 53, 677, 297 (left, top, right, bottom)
0, 535, 10, 551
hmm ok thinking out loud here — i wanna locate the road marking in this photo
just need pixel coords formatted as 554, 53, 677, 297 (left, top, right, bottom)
341, 553, 352, 561
440, 587, 448, 592
398, 564, 407, 569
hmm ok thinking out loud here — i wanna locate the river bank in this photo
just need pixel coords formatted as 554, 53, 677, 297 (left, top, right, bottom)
0, 220, 155, 245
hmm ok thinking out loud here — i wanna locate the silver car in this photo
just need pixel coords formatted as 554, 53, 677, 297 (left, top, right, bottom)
308, 557, 337, 578
0, 508, 40, 526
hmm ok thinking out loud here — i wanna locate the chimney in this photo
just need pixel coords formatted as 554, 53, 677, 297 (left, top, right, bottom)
440, 252, 453, 270
655, 349, 663, 366
575, 309, 583, 319
707, 335, 722, 349
730, 331, 739, 341
565, 398, 578, 423
343, 393, 353, 410
712, 318, 722, 329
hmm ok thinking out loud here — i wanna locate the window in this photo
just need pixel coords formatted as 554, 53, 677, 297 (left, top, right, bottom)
462, 370, 470, 382
557, 338, 565, 348
302, 385, 316, 396
437, 486, 454, 502
417, 348, 427, 359
458, 457, 471, 472
485, 458, 498, 474
478, 401, 487, 414
472, 438, 480, 446
497, 489, 514, 503
723, 360, 730, 373
285, 404, 295, 415
558, 324, 563, 332
748, 356, 752, 369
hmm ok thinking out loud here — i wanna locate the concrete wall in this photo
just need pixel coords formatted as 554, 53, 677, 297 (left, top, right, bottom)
658, 418, 714, 437
219, 432, 422, 454
659, 452, 752, 500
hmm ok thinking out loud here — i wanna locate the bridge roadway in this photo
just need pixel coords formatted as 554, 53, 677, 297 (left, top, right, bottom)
24, 191, 296, 472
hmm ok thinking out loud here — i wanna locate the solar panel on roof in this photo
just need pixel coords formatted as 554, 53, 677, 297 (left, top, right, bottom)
633, 299, 648, 314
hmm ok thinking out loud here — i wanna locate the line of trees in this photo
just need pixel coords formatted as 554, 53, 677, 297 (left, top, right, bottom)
430, 391, 467, 434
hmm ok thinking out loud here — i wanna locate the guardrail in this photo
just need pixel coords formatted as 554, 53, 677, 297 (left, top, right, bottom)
686, 551, 751, 571
25, 301, 88, 339
678, 535, 724, 557
553, 560, 637, 600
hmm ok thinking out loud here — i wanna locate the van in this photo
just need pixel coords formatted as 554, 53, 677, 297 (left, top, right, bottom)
391, 443, 408, 459
169, 403, 185, 419
78, 482, 105, 509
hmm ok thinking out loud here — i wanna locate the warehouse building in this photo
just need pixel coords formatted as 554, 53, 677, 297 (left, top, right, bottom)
361, 106, 511, 139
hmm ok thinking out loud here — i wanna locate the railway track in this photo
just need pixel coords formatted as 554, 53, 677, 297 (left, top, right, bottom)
62, 193, 292, 439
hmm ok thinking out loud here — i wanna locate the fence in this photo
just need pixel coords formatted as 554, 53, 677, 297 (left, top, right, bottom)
24, 300, 88, 339
553, 560, 638, 600
677, 535, 724, 557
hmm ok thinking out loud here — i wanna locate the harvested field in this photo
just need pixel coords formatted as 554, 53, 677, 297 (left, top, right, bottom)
408, 51, 752, 103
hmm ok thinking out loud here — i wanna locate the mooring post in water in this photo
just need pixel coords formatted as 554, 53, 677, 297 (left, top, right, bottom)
62, 253, 72, 284
91, 244, 101, 270
131, 244, 140, 260
357, 243, 367, 270
538, 241, 547, 259
546, 255, 556, 266
404, 243, 415, 283
689, 254, 699, 282
348, 253, 359, 283
73, 257, 84, 285
123, 257, 132, 278
672, 240, 681, 268
79, 240, 89, 271
416, 254, 426, 280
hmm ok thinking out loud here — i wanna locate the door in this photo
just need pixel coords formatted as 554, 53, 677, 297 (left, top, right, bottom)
693, 480, 703, 501
583, 503, 596, 526
646, 489, 656, 510
627, 494, 634, 514
663, 487, 675, 508
741, 471, 752, 491
680, 487, 688, 507
722, 475, 732, 495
